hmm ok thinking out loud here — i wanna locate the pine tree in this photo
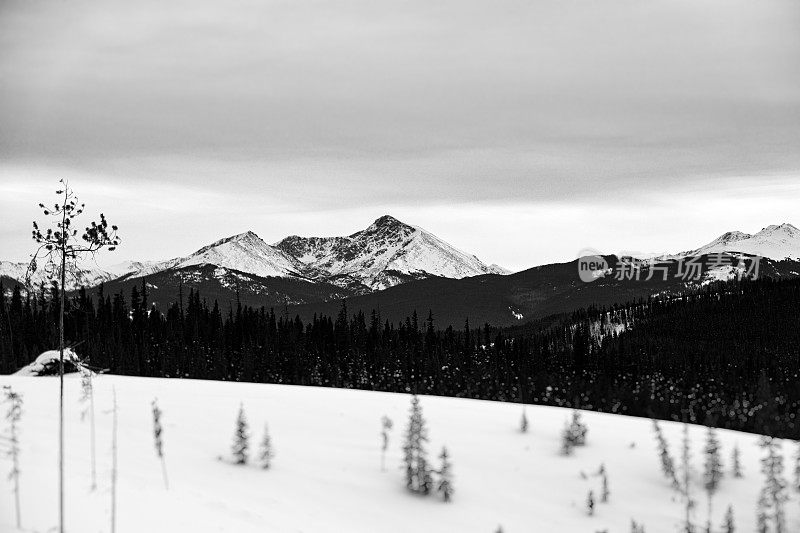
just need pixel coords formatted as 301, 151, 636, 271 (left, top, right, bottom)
402, 395, 432, 494
681, 424, 695, 533
151, 398, 168, 488
28, 180, 120, 533
2, 386, 23, 529
653, 419, 681, 492
560, 420, 574, 456
520, 407, 528, 433
756, 490, 769, 533
601, 469, 610, 503
703, 426, 723, 533
721, 505, 734, 533
232, 404, 249, 465
258, 423, 274, 469
436, 446, 454, 502
586, 490, 595, 516
731, 443, 743, 478
380, 415, 393, 472
631, 520, 646, 533
568, 410, 587, 446
758, 436, 788, 533
793, 441, 800, 491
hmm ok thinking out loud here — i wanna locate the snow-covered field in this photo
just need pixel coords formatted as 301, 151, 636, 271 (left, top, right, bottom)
0, 375, 796, 533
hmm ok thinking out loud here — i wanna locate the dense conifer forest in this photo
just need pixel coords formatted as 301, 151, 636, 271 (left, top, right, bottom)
2, 277, 799, 438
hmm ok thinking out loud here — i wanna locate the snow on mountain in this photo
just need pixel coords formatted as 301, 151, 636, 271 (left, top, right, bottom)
128, 231, 309, 281
679, 223, 800, 260
276, 215, 508, 290
0, 260, 119, 291
104, 260, 159, 278
0, 374, 786, 533
2, 219, 508, 293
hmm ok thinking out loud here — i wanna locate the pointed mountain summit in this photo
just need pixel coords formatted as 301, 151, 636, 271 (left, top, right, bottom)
679, 222, 800, 260
2, 216, 508, 296
127, 230, 309, 280
276, 215, 507, 290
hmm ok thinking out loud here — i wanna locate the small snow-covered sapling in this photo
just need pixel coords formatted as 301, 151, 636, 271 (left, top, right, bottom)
380, 415, 393, 472
232, 403, 250, 465
258, 423, 274, 469
2, 386, 23, 529
437, 447, 454, 502
152, 398, 168, 488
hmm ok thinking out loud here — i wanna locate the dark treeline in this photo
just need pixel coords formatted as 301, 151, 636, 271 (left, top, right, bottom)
1, 277, 799, 438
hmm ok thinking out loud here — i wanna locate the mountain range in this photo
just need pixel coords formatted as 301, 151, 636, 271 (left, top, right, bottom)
1, 215, 505, 299
2, 218, 799, 327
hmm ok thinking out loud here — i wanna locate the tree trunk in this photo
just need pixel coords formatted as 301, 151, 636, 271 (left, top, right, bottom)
89, 372, 97, 491
59, 237, 66, 533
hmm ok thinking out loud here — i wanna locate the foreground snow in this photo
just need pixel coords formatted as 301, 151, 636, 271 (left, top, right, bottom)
0, 375, 796, 533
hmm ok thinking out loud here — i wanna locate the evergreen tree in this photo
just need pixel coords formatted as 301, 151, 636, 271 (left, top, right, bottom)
2, 386, 23, 529
756, 490, 769, 533
561, 411, 588, 455
258, 423, 274, 469
793, 441, 800, 491
703, 426, 723, 532
721, 505, 734, 533
231, 404, 249, 465
560, 420, 574, 456
436, 446, 454, 502
653, 419, 681, 491
520, 407, 528, 433
380, 415, 393, 472
586, 490, 595, 516
601, 469, 610, 503
681, 424, 695, 533
402, 395, 432, 494
731, 443, 743, 478
758, 436, 788, 533
568, 410, 588, 446
151, 398, 168, 488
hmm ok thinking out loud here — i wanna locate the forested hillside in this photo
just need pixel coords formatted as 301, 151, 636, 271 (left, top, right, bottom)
2, 277, 799, 437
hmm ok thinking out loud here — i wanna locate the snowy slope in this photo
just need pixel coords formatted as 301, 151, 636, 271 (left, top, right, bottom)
0, 260, 120, 291
0, 375, 794, 533
104, 260, 159, 279
127, 231, 309, 280
276, 215, 508, 290
678, 223, 800, 260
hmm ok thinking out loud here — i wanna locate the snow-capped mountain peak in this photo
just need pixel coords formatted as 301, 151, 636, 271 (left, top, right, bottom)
681, 222, 800, 260
276, 215, 508, 290
3, 217, 509, 293
705, 230, 751, 247
159, 230, 307, 279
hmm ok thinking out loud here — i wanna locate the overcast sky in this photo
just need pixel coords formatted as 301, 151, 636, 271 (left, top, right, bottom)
2, 0, 799, 271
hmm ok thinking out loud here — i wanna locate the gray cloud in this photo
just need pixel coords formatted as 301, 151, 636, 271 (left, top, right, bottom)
1, 0, 799, 268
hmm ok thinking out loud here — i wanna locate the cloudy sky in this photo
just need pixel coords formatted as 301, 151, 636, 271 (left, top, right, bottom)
2, 0, 799, 271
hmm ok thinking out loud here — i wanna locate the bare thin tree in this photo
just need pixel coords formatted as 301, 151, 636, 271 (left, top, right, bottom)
27, 179, 120, 533
2, 386, 23, 529
152, 398, 169, 488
